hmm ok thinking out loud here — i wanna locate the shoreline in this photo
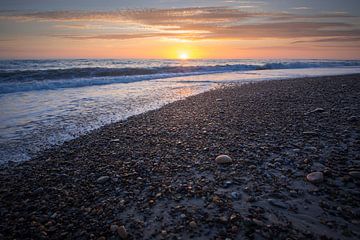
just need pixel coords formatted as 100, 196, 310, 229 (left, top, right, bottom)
1, 74, 360, 239
2, 69, 360, 165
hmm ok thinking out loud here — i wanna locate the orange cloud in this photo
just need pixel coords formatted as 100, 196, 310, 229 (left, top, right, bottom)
1, 7, 359, 42
0, 7, 359, 59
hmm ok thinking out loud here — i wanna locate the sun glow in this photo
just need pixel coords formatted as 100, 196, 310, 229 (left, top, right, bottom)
179, 52, 189, 60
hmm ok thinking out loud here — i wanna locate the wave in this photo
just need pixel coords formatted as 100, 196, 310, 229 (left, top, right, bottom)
0, 71, 217, 94
1, 60, 359, 94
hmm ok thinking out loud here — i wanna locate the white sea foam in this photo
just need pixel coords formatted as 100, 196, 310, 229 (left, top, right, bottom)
1, 59, 359, 94
0, 59, 360, 164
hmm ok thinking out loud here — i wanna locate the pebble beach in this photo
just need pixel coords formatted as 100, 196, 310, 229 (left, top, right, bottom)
1, 74, 360, 239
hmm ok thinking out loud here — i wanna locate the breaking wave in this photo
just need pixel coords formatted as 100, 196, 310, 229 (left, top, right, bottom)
1, 60, 359, 94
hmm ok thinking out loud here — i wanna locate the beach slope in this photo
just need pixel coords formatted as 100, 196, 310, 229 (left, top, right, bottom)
1, 74, 360, 239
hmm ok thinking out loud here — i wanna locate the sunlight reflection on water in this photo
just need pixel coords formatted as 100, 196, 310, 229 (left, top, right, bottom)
1, 67, 359, 164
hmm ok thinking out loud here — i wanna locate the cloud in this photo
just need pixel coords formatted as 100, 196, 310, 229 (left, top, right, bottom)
56, 32, 202, 40
0, 7, 359, 42
291, 7, 311, 10
0, 7, 354, 23
292, 37, 360, 44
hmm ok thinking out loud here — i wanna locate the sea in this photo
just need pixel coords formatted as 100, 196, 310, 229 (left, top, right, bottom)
1, 59, 360, 164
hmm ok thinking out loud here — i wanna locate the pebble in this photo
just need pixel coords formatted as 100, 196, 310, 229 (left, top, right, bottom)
189, 221, 197, 228
224, 180, 232, 188
110, 224, 118, 232
306, 172, 324, 183
349, 171, 360, 179
347, 116, 358, 122
96, 176, 110, 183
304, 146, 317, 152
1, 75, 359, 240
117, 225, 128, 239
219, 215, 228, 223
249, 165, 256, 170
230, 191, 240, 200
33, 187, 44, 195
306, 108, 324, 115
215, 155, 232, 164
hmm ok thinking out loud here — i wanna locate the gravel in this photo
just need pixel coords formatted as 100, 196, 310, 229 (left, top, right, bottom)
1, 74, 360, 239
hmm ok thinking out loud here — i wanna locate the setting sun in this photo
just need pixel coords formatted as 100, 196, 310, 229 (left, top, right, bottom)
179, 52, 189, 60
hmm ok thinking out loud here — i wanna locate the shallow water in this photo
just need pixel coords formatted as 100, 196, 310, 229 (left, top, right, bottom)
1, 61, 360, 164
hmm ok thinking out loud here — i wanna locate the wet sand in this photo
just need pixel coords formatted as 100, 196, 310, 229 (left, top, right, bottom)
1, 74, 360, 239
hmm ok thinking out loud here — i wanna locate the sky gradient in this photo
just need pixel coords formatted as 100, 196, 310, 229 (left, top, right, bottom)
0, 0, 359, 59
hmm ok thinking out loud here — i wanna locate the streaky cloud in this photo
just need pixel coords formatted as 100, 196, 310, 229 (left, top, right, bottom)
0, 7, 359, 42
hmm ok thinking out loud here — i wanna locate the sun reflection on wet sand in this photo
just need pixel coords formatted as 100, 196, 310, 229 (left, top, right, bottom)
175, 87, 194, 96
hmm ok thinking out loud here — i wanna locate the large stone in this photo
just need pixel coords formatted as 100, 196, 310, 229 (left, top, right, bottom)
306, 172, 324, 183
215, 155, 232, 164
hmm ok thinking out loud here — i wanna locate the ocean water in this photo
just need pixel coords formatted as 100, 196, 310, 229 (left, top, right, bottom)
1, 59, 360, 164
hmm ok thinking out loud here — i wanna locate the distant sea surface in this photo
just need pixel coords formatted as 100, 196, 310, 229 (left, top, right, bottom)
1, 59, 360, 164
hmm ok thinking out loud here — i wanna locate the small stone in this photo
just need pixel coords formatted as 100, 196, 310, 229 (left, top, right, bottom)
216, 98, 223, 102
249, 165, 256, 170
306, 172, 324, 183
224, 180, 232, 188
349, 171, 360, 179
306, 108, 324, 115
230, 214, 237, 221
313, 107, 324, 112
212, 195, 221, 204
230, 192, 240, 200
96, 176, 110, 183
304, 146, 317, 152
189, 221, 197, 228
215, 155, 232, 164
34, 187, 44, 195
219, 216, 228, 223
110, 224, 118, 232
117, 225, 128, 239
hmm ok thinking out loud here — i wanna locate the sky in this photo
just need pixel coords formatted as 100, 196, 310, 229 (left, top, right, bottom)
0, 0, 359, 59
